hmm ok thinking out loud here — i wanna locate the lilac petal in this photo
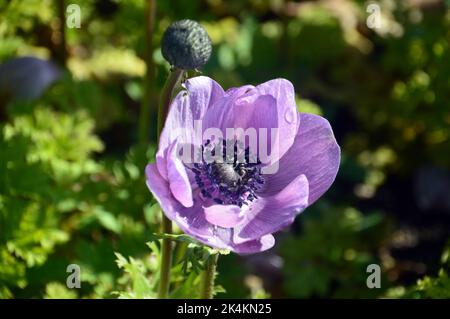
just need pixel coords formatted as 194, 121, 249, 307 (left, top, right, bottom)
234, 174, 309, 243
146, 164, 234, 247
262, 113, 340, 205
155, 148, 169, 181
225, 85, 255, 96
157, 76, 225, 167
229, 234, 275, 254
209, 227, 275, 254
204, 204, 243, 228
202, 92, 279, 165
202, 79, 299, 166
254, 79, 299, 165
146, 164, 177, 220
146, 163, 211, 240
201, 85, 255, 133
146, 164, 275, 253
166, 141, 193, 207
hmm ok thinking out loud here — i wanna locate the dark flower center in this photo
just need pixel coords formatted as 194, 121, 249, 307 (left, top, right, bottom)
189, 139, 265, 207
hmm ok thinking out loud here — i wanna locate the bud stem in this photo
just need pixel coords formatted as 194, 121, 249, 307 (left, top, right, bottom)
157, 68, 184, 140
156, 67, 185, 299
138, 0, 157, 145
200, 253, 219, 299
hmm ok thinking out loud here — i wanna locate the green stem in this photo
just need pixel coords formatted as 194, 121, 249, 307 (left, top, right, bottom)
56, 0, 67, 66
200, 253, 219, 299
139, 0, 157, 145
175, 241, 188, 264
157, 68, 184, 139
157, 213, 173, 298
156, 68, 185, 299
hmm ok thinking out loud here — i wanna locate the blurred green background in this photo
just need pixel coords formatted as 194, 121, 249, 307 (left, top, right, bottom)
1, 0, 450, 299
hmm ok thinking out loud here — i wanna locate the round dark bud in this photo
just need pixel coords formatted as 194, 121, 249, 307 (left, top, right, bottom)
161, 19, 212, 70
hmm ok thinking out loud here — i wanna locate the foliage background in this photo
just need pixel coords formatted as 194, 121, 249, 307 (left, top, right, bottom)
0, 0, 449, 298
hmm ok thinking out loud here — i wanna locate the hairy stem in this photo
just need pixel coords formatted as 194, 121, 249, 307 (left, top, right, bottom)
156, 67, 185, 299
201, 253, 219, 299
157, 213, 173, 298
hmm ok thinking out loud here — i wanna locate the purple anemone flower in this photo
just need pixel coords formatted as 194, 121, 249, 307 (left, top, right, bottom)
146, 76, 340, 254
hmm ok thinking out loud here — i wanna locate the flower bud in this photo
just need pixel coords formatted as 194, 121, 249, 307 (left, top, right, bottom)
161, 19, 212, 70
